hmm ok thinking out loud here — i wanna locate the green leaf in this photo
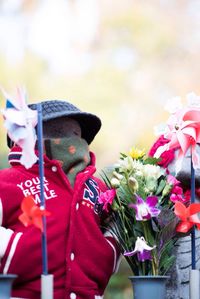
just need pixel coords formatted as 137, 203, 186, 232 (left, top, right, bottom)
120, 152, 128, 159
100, 167, 115, 187
155, 179, 166, 195
158, 239, 177, 275
143, 156, 161, 165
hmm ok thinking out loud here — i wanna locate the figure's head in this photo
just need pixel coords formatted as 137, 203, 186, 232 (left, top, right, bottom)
42, 117, 82, 139
7, 100, 101, 147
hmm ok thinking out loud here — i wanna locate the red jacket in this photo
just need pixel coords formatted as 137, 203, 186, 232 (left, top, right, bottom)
0, 146, 119, 299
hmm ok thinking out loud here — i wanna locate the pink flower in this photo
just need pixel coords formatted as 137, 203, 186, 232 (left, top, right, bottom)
166, 174, 187, 203
167, 174, 180, 186
170, 185, 186, 203
148, 135, 175, 168
98, 189, 116, 212
129, 195, 160, 221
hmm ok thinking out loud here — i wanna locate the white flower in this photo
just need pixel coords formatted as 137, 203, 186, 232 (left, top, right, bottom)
135, 170, 143, 177
142, 164, 165, 180
164, 96, 182, 114
186, 92, 200, 108
132, 160, 144, 172
124, 236, 156, 261
154, 123, 168, 136
117, 156, 134, 172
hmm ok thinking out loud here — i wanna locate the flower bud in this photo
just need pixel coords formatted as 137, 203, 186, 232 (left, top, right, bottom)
111, 177, 120, 188
128, 177, 139, 192
113, 171, 124, 180
162, 183, 172, 197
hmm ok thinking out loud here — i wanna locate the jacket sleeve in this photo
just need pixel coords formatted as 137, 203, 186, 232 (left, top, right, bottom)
0, 197, 42, 279
0, 198, 17, 272
0, 225, 42, 280
0, 226, 16, 268
94, 177, 122, 273
102, 210, 121, 273
104, 233, 122, 273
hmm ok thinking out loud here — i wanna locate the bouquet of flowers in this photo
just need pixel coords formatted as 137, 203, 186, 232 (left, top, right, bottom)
99, 147, 197, 276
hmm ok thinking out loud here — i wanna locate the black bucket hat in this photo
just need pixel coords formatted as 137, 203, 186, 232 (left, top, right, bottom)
7, 100, 101, 148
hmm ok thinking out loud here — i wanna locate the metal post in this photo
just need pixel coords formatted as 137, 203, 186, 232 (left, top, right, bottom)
189, 155, 200, 299
37, 103, 53, 299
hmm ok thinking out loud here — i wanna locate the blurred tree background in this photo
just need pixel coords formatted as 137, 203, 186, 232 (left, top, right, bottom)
0, 0, 200, 297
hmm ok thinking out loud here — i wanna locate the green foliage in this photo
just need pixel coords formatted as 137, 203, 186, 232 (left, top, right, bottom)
0, 2, 197, 297
143, 156, 161, 165
101, 149, 179, 277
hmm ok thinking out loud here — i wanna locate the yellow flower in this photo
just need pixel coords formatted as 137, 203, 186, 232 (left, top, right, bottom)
129, 147, 145, 159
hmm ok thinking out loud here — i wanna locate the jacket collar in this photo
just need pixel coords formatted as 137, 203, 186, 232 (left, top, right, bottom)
8, 145, 96, 168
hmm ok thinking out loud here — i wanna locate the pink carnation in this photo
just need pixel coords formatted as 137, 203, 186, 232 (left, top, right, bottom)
98, 189, 116, 212
167, 174, 180, 186
148, 135, 175, 168
170, 185, 187, 203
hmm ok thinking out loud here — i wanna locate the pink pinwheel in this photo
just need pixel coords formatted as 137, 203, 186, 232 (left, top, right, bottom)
98, 189, 116, 212
1, 87, 38, 168
124, 236, 156, 262
129, 195, 160, 221
154, 103, 200, 171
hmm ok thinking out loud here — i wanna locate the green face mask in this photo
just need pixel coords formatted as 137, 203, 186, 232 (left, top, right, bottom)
45, 136, 90, 186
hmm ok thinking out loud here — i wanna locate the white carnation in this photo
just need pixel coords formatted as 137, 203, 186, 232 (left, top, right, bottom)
142, 164, 164, 179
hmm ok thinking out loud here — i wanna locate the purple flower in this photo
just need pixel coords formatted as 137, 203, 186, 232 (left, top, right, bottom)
124, 236, 156, 262
138, 249, 152, 261
130, 195, 160, 221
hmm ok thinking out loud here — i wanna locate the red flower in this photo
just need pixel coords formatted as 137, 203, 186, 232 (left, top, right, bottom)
183, 189, 191, 202
148, 135, 175, 168
195, 188, 200, 199
98, 189, 116, 212
19, 196, 51, 232
174, 201, 200, 233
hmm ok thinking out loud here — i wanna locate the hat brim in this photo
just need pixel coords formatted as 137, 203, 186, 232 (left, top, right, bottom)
43, 111, 101, 145
7, 101, 101, 147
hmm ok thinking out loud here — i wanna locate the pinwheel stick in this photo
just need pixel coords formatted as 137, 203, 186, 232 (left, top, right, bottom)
191, 158, 196, 269
189, 154, 199, 299
37, 103, 48, 275
37, 104, 53, 299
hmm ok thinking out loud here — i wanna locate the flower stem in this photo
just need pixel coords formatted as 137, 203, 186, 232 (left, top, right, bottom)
116, 193, 130, 246
142, 221, 158, 275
